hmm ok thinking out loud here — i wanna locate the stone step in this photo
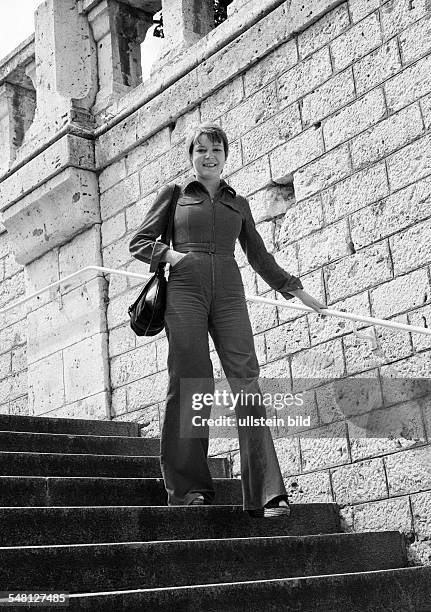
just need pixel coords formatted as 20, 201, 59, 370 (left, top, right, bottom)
0, 476, 243, 506
0, 532, 407, 594
60, 566, 431, 612
0, 431, 160, 455
0, 451, 230, 478
0, 504, 341, 546
0, 414, 140, 437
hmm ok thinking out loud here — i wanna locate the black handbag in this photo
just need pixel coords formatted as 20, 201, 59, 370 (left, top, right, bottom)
128, 184, 180, 336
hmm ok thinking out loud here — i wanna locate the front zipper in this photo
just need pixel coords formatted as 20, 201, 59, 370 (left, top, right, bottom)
210, 195, 216, 297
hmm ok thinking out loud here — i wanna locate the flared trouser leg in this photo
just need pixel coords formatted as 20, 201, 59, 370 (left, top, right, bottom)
161, 254, 216, 506
208, 288, 287, 511
161, 252, 287, 510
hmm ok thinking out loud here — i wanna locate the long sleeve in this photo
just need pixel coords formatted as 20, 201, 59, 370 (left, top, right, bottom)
238, 197, 303, 300
129, 184, 174, 273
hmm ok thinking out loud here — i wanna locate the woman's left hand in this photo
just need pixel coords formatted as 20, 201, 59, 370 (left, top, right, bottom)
289, 289, 328, 317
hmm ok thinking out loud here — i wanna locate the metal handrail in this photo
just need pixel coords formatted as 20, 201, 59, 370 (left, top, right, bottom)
1, 265, 431, 343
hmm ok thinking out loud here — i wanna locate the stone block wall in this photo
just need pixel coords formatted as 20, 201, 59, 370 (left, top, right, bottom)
0, 0, 430, 564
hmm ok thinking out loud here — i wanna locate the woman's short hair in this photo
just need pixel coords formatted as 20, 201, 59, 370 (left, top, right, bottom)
185, 123, 229, 159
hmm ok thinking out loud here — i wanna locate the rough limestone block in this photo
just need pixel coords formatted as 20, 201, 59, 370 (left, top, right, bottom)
408, 304, 431, 352
370, 269, 429, 319
0, 135, 94, 207
107, 289, 136, 330
0, 353, 11, 379
353, 38, 401, 96
200, 78, 244, 122
324, 241, 392, 303
228, 155, 271, 196
309, 291, 371, 347
348, 0, 380, 23
390, 217, 431, 275
321, 162, 388, 224
243, 39, 298, 98
343, 317, 413, 375
28, 351, 65, 415
350, 175, 431, 250
331, 12, 381, 71
301, 68, 356, 128
269, 126, 324, 183
25, 277, 107, 365
110, 386, 128, 418
221, 81, 279, 142
9, 396, 29, 416
300, 421, 350, 471
298, 3, 350, 58
323, 88, 386, 151
411, 490, 431, 538
50, 391, 110, 420
126, 371, 168, 411
265, 317, 310, 361
100, 173, 140, 221
1, 166, 99, 266
0, 273, 25, 309
99, 158, 127, 194
297, 219, 350, 274
380, 353, 431, 403
277, 195, 323, 247
4, 254, 23, 280
58, 225, 103, 294
381, 0, 431, 39
0, 320, 26, 355
101, 212, 126, 248
399, 14, 431, 64
110, 343, 158, 388
316, 369, 381, 424
139, 142, 189, 196
9, 370, 28, 402
124, 128, 171, 176
242, 105, 302, 165
125, 192, 154, 232
277, 47, 332, 109
385, 445, 431, 495
103, 233, 133, 270
348, 401, 426, 462
286, 470, 333, 503
290, 339, 345, 389
384, 53, 431, 113
331, 457, 388, 504
353, 496, 413, 532
350, 103, 423, 170
248, 293, 278, 334
294, 144, 351, 202
63, 332, 109, 404
260, 356, 290, 379
196, 3, 291, 99
272, 438, 301, 476
247, 185, 294, 225
108, 324, 136, 359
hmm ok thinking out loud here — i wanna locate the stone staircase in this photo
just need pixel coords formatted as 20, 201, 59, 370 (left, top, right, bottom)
0, 414, 430, 611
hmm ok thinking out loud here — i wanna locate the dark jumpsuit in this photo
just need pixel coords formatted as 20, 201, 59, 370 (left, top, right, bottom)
129, 175, 303, 510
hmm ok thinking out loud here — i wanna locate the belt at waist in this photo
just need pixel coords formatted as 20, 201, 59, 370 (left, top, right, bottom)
174, 242, 234, 256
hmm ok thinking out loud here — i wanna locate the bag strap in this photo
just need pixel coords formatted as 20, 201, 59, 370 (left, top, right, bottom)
161, 184, 180, 247
148, 184, 181, 272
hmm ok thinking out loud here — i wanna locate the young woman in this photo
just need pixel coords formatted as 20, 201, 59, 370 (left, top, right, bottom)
129, 123, 326, 517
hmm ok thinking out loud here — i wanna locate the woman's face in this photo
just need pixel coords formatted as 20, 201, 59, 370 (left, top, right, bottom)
190, 134, 226, 181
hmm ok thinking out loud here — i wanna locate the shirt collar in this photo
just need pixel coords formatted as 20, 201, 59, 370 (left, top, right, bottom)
181, 175, 237, 198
